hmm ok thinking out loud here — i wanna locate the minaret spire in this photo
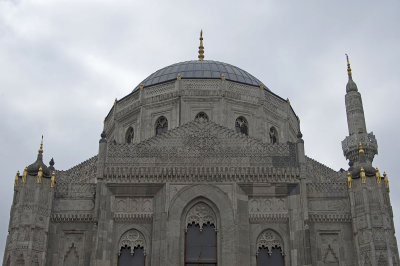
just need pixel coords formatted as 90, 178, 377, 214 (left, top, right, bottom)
198, 30, 204, 61
345, 54, 358, 92
38, 135, 43, 154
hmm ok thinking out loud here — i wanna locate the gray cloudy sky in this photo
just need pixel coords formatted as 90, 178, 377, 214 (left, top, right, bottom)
1, 0, 399, 259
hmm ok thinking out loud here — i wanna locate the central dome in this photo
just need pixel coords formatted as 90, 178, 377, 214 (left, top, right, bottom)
134, 60, 268, 91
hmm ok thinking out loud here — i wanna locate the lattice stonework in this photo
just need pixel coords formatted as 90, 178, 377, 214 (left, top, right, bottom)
186, 203, 216, 230
257, 230, 284, 255
118, 229, 146, 255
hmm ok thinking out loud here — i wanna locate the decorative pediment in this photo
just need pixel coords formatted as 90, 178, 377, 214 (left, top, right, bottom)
107, 119, 297, 168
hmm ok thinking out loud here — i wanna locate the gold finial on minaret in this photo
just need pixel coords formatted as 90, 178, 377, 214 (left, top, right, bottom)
359, 141, 364, 154
14, 171, 20, 187
375, 168, 381, 184
360, 167, 366, 184
37, 167, 43, 184
384, 172, 389, 188
198, 30, 204, 61
345, 53, 352, 76
347, 172, 352, 188
22, 167, 27, 183
50, 171, 55, 188
38, 135, 43, 154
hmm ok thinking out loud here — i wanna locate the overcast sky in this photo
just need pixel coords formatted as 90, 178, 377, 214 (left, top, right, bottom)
1, 0, 399, 260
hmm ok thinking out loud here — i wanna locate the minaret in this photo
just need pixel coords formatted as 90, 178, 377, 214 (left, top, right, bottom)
342, 56, 399, 265
3, 137, 56, 266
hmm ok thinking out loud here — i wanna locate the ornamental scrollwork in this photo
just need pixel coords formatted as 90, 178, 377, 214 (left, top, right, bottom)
257, 230, 284, 255
118, 229, 146, 255
186, 203, 216, 230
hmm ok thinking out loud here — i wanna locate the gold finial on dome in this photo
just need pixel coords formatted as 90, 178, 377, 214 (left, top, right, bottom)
360, 167, 366, 184
259, 83, 264, 89
347, 172, 352, 188
384, 172, 389, 188
177, 73, 181, 80
14, 171, 19, 187
38, 135, 43, 154
22, 167, 27, 183
286, 98, 290, 105
37, 167, 43, 184
359, 141, 364, 154
221, 74, 226, 80
140, 83, 144, 90
198, 30, 204, 61
375, 168, 381, 184
345, 53, 352, 76
114, 98, 117, 106
50, 171, 55, 188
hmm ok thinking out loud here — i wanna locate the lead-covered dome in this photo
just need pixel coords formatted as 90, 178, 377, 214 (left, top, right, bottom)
134, 60, 268, 91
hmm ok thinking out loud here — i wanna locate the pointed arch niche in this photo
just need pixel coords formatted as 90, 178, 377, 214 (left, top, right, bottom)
256, 230, 285, 266
185, 202, 217, 266
117, 229, 146, 266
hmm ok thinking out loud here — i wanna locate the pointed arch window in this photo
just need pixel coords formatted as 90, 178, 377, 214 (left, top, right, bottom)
126, 127, 134, 144
269, 127, 278, 144
155, 116, 168, 135
256, 230, 284, 266
185, 203, 217, 266
235, 116, 248, 135
117, 229, 146, 266
195, 112, 209, 121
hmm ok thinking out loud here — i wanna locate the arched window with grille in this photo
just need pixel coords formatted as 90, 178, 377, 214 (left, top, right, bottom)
185, 203, 217, 266
269, 127, 278, 144
117, 229, 146, 266
195, 112, 209, 121
155, 116, 168, 135
125, 126, 134, 144
256, 230, 284, 266
235, 116, 248, 135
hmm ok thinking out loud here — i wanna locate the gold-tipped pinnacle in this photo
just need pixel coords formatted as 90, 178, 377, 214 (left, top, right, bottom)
38, 135, 43, 154
345, 53, 352, 76
198, 30, 204, 61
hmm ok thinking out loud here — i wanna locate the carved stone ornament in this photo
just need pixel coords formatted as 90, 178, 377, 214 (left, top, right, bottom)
257, 230, 284, 255
186, 203, 216, 230
118, 229, 146, 255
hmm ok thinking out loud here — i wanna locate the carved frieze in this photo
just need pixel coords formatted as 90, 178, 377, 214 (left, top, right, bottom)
249, 197, 287, 213
308, 199, 349, 212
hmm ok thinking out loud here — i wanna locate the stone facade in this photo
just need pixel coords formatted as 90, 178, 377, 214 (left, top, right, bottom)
3, 58, 399, 266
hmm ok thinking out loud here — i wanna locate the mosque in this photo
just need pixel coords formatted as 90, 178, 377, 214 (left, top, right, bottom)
3, 32, 399, 265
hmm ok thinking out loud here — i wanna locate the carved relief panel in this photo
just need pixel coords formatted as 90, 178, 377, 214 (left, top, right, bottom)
112, 197, 153, 222
317, 231, 340, 266
61, 232, 84, 266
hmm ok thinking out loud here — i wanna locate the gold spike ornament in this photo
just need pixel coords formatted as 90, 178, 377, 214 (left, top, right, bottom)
384, 172, 389, 188
22, 167, 27, 183
359, 141, 364, 154
375, 168, 381, 184
37, 167, 43, 184
50, 171, 55, 188
14, 171, 20, 187
221, 74, 226, 80
345, 53, 352, 76
38, 135, 43, 154
360, 167, 366, 184
347, 172, 352, 189
198, 30, 204, 61
177, 73, 181, 80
